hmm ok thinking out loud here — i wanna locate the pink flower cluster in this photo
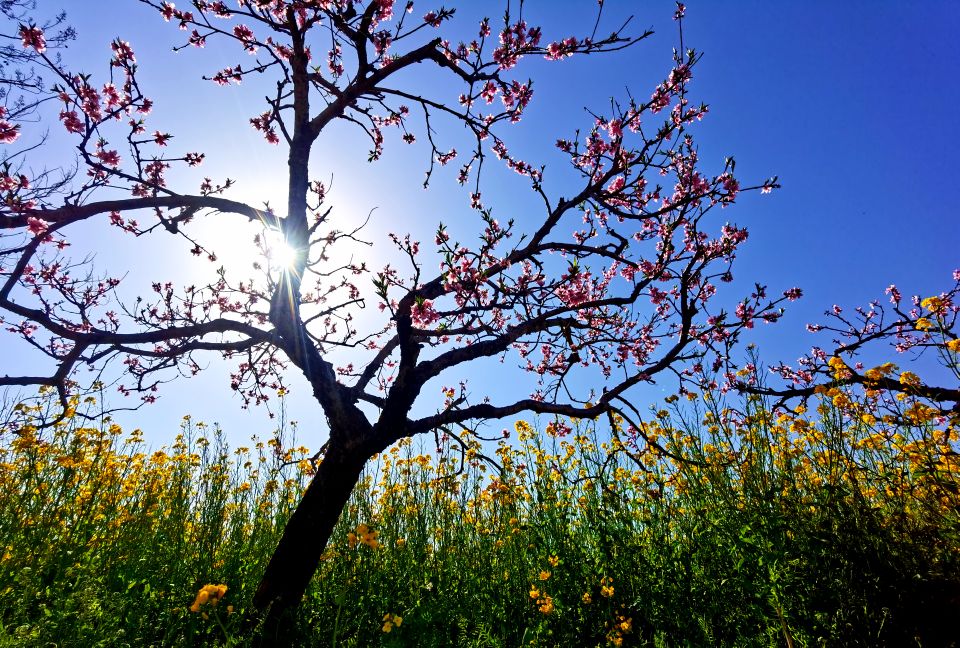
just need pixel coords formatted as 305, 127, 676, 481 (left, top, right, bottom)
0, 107, 20, 144
493, 20, 541, 71
250, 111, 279, 144
19, 24, 45, 53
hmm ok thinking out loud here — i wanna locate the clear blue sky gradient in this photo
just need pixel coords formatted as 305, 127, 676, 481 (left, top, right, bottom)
5, 1, 958, 447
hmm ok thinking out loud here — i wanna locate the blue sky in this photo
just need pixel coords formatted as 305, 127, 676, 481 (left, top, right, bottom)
5, 1, 957, 447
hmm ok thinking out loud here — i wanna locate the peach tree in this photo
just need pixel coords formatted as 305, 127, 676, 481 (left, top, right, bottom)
0, 0, 793, 621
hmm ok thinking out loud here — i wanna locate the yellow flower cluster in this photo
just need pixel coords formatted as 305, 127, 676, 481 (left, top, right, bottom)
920, 296, 946, 314
600, 576, 615, 598
189, 583, 227, 613
863, 362, 897, 383
528, 584, 554, 614
347, 523, 379, 549
0, 390, 311, 633
915, 317, 935, 331
827, 356, 850, 379
514, 420, 536, 440
4, 357, 957, 643
899, 371, 921, 388
606, 614, 633, 646
381, 612, 403, 633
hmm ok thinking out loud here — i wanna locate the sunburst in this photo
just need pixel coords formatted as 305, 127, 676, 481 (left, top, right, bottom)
262, 227, 298, 272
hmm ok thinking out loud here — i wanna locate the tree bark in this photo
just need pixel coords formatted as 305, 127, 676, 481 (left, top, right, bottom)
251, 438, 369, 621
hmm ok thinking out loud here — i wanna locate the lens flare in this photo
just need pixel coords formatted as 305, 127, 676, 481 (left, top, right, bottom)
263, 228, 297, 271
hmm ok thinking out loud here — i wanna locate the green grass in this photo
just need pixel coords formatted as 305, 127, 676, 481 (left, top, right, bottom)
1, 385, 958, 646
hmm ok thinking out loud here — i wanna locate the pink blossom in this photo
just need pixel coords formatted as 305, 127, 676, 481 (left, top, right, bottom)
481, 80, 497, 104
374, 0, 395, 23
373, 30, 391, 56
160, 2, 176, 21
0, 173, 22, 192
544, 37, 578, 61
59, 110, 84, 134
607, 119, 623, 140
410, 299, 439, 326
19, 25, 45, 53
111, 39, 136, 66
783, 287, 802, 301
96, 148, 121, 167
607, 176, 626, 193
249, 111, 279, 143
233, 25, 257, 52
27, 217, 48, 236
436, 149, 457, 165
885, 284, 901, 304
0, 120, 20, 144
212, 66, 242, 85
101, 83, 122, 109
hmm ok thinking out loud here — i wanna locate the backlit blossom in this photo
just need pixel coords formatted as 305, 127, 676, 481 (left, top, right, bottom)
27, 217, 49, 236
111, 39, 136, 65
0, 119, 20, 144
19, 25, 45, 53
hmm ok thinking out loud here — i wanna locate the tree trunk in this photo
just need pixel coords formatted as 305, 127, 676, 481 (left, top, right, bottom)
251, 438, 369, 623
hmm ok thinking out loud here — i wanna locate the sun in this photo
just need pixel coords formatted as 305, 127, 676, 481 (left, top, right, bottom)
262, 227, 298, 272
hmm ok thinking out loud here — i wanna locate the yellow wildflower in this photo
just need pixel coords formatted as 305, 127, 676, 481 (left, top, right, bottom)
899, 371, 921, 388
600, 576, 614, 598
538, 595, 554, 614
190, 584, 227, 613
381, 612, 403, 633
864, 362, 896, 382
947, 339, 960, 353
915, 317, 935, 331
539, 570, 551, 581
832, 392, 852, 410
827, 356, 850, 379
514, 420, 535, 440
582, 592, 592, 604
920, 296, 945, 314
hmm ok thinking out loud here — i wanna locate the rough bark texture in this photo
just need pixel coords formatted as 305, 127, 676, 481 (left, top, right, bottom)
252, 437, 370, 625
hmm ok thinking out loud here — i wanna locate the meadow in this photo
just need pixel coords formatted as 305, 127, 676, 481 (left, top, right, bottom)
1, 363, 958, 646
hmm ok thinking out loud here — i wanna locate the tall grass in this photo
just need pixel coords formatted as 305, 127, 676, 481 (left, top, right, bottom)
0, 381, 957, 646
